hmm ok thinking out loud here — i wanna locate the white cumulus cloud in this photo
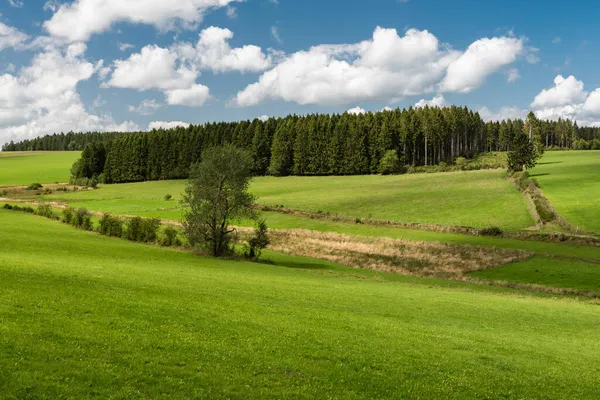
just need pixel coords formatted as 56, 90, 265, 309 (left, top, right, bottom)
148, 121, 191, 130
165, 84, 210, 107
235, 27, 460, 107
128, 99, 161, 115
507, 68, 520, 83
0, 43, 138, 144
108, 45, 198, 91
106, 27, 271, 106
0, 22, 29, 51
415, 94, 445, 108
440, 36, 524, 93
44, 0, 243, 42
478, 106, 528, 122
347, 106, 366, 115
234, 27, 526, 107
527, 75, 600, 126
194, 26, 273, 73
531, 75, 587, 109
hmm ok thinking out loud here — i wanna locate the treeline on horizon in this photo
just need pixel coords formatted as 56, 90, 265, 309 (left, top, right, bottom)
3, 106, 600, 183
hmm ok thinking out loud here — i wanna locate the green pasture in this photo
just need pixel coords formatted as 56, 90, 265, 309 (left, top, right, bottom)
531, 151, 600, 232
471, 256, 600, 294
0, 151, 80, 186
40, 169, 534, 230
1, 210, 600, 399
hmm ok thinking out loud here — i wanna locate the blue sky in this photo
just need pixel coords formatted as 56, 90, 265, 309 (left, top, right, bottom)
1, 0, 599, 143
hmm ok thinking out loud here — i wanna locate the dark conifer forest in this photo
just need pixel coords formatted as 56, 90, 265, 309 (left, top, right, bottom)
3, 106, 599, 183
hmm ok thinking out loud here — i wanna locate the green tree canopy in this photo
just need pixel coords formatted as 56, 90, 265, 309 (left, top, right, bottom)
182, 145, 256, 257
508, 132, 539, 172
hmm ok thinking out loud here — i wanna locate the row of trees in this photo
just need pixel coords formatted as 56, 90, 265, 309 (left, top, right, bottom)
6, 107, 598, 183
2, 131, 128, 152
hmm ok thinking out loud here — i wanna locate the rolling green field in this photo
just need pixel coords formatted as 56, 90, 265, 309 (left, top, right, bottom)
531, 151, 600, 232
0, 151, 80, 186
41, 169, 534, 231
2, 210, 600, 399
471, 256, 600, 294
3, 150, 598, 234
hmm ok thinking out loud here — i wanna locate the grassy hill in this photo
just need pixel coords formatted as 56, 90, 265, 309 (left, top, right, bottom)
39, 169, 533, 231
0, 151, 80, 186
2, 209, 600, 399
531, 151, 600, 232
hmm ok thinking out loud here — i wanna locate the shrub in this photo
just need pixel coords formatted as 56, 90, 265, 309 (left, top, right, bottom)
26, 183, 43, 190
9, 204, 35, 214
511, 171, 538, 191
532, 196, 555, 222
0, 189, 8, 196
89, 176, 99, 188
55, 186, 69, 192
125, 217, 161, 243
43, 188, 53, 195
98, 214, 123, 238
479, 227, 503, 237
72, 177, 98, 188
63, 207, 75, 225
125, 217, 142, 241
454, 157, 467, 170
164, 194, 172, 201
245, 219, 270, 259
378, 150, 402, 175
72, 208, 93, 231
141, 218, 161, 243
160, 226, 181, 247
37, 204, 57, 220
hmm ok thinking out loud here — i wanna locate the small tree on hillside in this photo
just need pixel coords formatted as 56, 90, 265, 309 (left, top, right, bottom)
508, 132, 539, 172
378, 150, 402, 175
182, 145, 256, 257
246, 219, 270, 259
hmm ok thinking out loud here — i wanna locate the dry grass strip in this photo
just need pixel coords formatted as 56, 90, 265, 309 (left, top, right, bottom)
266, 229, 531, 279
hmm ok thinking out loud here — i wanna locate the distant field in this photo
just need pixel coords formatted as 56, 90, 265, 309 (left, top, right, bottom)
531, 151, 600, 232
2, 209, 600, 399
0, 151, 80, 186
42, 169, 533, 231
471, 256, 600, 294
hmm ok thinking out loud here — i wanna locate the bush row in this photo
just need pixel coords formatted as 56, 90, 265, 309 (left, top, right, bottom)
509, 171, 555, 223
3, 203, 183, 247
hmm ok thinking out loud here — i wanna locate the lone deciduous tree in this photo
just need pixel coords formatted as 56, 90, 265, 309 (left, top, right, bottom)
507, 132, 539, 172
182, 145, 256, 257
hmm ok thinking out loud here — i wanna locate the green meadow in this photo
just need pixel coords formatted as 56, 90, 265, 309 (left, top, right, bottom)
2, 210, 600, 399
0, 151, 80, 186
531, 151, 600, 232
41, 169, 534, 230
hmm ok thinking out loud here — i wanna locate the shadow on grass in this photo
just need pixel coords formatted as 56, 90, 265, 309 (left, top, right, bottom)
273, 260, 329, 270
537, 161, 562, 165
529, 173, 550, 177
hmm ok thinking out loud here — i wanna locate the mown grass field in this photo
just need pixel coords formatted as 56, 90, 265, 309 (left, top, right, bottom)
2, 209, 600, 399
531, 151, 600, 232
0, 151, 80, 186
471, 256, 600, 294
40, 169, 534, 231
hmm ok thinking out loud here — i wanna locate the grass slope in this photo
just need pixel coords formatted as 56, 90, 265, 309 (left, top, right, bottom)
531, 151, 600, 232
1, 210, 600, 399
251, 170, 531, 230
41, 169, 533, 230
0, 151, 80, 186
471, 256, 600, 294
